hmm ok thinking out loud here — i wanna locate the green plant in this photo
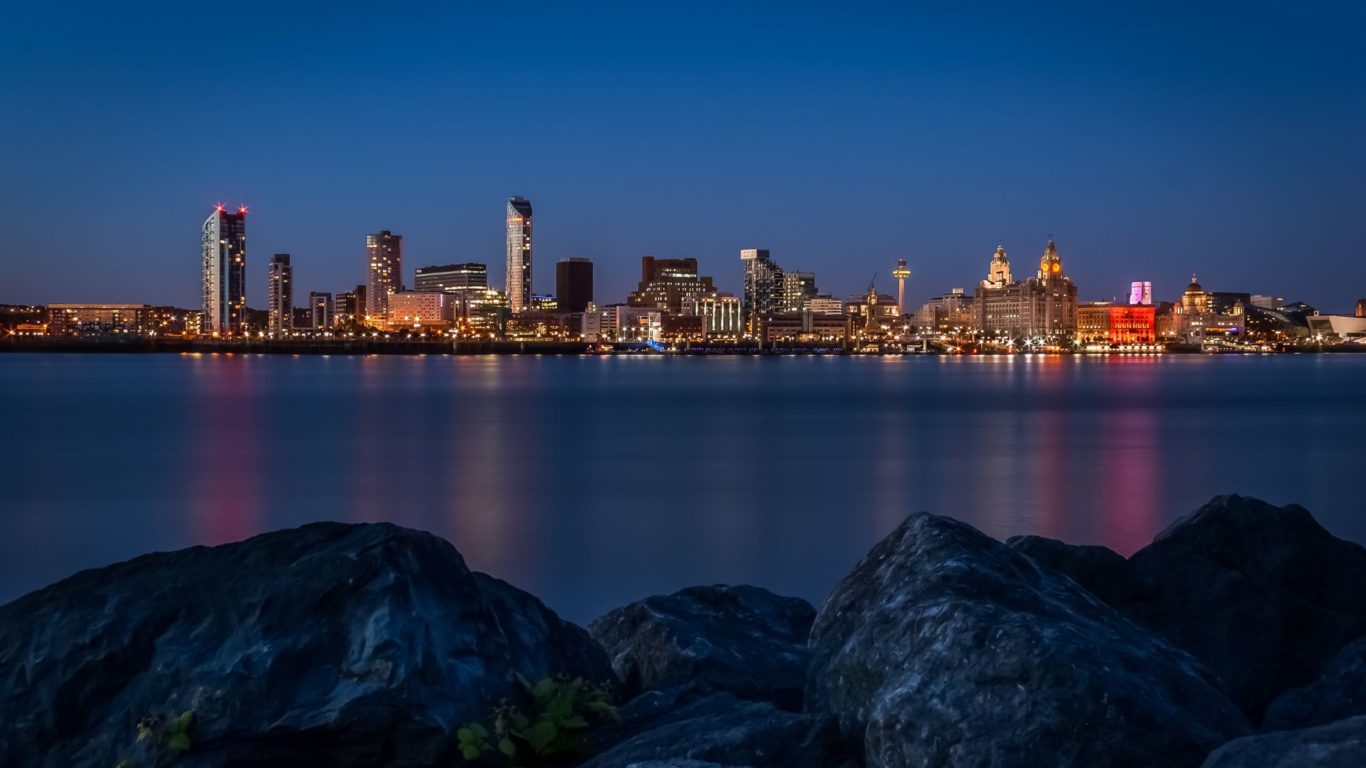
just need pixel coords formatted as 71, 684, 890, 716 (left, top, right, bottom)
114, 710, 195, 768
457, 675, 618, 765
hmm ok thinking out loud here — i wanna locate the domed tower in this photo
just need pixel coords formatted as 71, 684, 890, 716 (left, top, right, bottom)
984, 244, 1012, 288
1038, 239, 1064, 282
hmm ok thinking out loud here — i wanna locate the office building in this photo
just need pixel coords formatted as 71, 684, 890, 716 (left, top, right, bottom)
47, 304, 151, 336
335, 291, 357, 326
415, 263, 489, 317
556, 258, 594, 313
506, 197, 533, 313
201, 205, 247, 335
582, 303, 662, 343
267, 254, 292, 336
627, 257, 715, 315
973, 240, 1078, 340
365, 231, 403, 324
780, 271, 818, 314
915, 289, 975, 333
740, 248, 783, 337
808, 295, 845, 315
387, 291, 454, 329
310, 292, 333, 329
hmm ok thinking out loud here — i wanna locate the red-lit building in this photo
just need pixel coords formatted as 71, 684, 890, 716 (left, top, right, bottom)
1109, 305, 1156, 345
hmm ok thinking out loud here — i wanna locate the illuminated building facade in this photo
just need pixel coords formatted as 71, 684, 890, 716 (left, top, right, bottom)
201, 205, 247, 335
685, 292, 742, 337
47, 304, 151, 336
582, 303, 662, 342
386, 291, 453, 329
335, 291, 357, 326
267, 254, 292, 336
1129, 281, 1153, 305
973, 240, 1078, 340
1173, 276, 1243, 343
808, 295, 844, 315
1110, 305, 1157, 345
740, 248, 782, 337
506, 197, 533, 313
415, 263, 489, 318
310, 292, 333, 329
915, 288, 974, 333
1076, 301, 1114, 345
556, 258, 594, 314
366, 231, 403, 323
627, 257, 715, 315
780, 271, 818, 314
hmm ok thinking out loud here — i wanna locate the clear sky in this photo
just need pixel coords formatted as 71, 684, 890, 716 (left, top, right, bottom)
2, 1, 1363, 310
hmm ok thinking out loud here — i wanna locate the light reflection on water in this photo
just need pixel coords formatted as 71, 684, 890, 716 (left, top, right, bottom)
2, 353, 1364, 623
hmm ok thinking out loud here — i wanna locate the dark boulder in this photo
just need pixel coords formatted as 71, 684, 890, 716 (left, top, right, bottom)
806, 512, 1250, 768
0, 522, 613, 768
581, 690, 842, 768
1264, 638, 1366, 732
1201, 715, 1366, 767
1126, 495, 1366, 722
589, 585, 814, 709
1006, 535, 1147, 606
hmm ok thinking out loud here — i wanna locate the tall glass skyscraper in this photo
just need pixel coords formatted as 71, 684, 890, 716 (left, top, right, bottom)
267, 253, 292, 336
201, 205, 247, 335
740, 248, 782, 337
506, 197, 533, 314
366, 230, 403, 323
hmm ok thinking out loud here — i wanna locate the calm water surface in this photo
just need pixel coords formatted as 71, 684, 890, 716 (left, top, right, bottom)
2, 353, 1364, 623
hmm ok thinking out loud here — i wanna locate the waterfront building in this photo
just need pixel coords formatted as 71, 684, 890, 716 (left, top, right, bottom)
201, 205, 247, 335
1076, 301, 1114, 346
387, 291, 454, 330
740, 248, 782, 337
1172, 276, 1243, 344
845, 285, 902, 338
1306, 314, 1366, 340
415, 263, 489, 318
506, 197, 533, 313
808, 295, 844, 315
310, 292, 334, 330
627, 257, 715, 315
764, 311, 851, 344
779, 271, 818, 314
335, 291, 357, 326
365, 231, 403, 324
291, 307, 313, 329
1129, 281, 1153, 306
973, 240, 1078, 341
47, 304, 151, 336
914, 288, 974, 334
556, 258, 594, 313
354, 285, 367, 324
684, 292, 742, 338
267, 254, 292, 336
582, 303, 662, 343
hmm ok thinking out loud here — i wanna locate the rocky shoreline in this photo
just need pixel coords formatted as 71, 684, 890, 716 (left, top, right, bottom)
2, 495, 1365, 767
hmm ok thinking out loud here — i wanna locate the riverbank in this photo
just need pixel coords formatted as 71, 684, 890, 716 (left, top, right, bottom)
2, 336, 1364, 355
2, 495, 1364, 767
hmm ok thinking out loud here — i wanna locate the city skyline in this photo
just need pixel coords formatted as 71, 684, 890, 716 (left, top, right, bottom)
2, 4, 1363, 310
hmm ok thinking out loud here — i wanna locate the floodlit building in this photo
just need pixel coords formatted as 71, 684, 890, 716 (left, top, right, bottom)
267, 253, 293, 336
415, 263, 489, 318
582, 303, 661, 342
779, 271, 818, 314
685, 292, 743, 338
386, 291, 454, 330
506, 197, 533, 313
1306, 314, 1366, 340
915, 289, 974, 333
366, 231, 403, 324
973, 240, 1078, 341
740, 248, 782, 337
627, 257, 715, 315
202, 205, 247, 335
47, 304, 151, 336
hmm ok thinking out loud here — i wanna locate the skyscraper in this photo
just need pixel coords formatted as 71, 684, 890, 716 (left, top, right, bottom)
506, 197, 533, 313
201, 205, 247, 335
556, 258, 594, 314
267, 253, 292, 336
366, 231, 403, 324
740, 248, 783, 337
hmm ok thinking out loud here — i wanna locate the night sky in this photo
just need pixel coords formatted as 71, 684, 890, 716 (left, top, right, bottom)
2, 1, 1363, 310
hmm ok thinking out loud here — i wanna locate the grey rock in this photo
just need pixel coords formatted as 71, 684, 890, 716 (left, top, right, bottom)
0, 522, 612, 768
623, 761, 737, 768
590, 585, 814, 709
1006, 534, 1148, 606
807, 512, 1250, 768
582, 690, 842, 768
1126, 495, 1366, 722
1201, 715, 1366, 767
1264, 638, 1366, 731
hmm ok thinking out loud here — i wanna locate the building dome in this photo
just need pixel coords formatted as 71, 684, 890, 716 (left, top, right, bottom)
1186, 275, 1203, 293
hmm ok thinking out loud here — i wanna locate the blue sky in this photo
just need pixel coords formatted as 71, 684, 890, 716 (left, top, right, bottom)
1, 1, 1363, 309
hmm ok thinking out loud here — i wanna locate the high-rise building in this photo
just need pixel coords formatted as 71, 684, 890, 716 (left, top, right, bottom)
779, 272, 818, 314
335, 291, 357, 326
267, 253, 292, 336
310, 292, 334, 329
415, 263, 489, 318
201, 205, 247, 335
556, 258, 594, 313
627, 257, 715, 315
366, 231, 403, 324
740, 248, 783, 337
973, 240, 1077, 340
506, 197, 533, 313
354, 284, 367, 323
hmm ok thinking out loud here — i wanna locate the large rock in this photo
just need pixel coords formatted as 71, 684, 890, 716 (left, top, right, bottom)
806, 512, 1250, 768
1006, 535, 1148, 606
0, 522, 613, 768
1264, 638, 1366, 731
1126, 495, 1366, 722
589, 585, 814, 709
582, 690, 842, 768
1201, 715, 1366, 767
